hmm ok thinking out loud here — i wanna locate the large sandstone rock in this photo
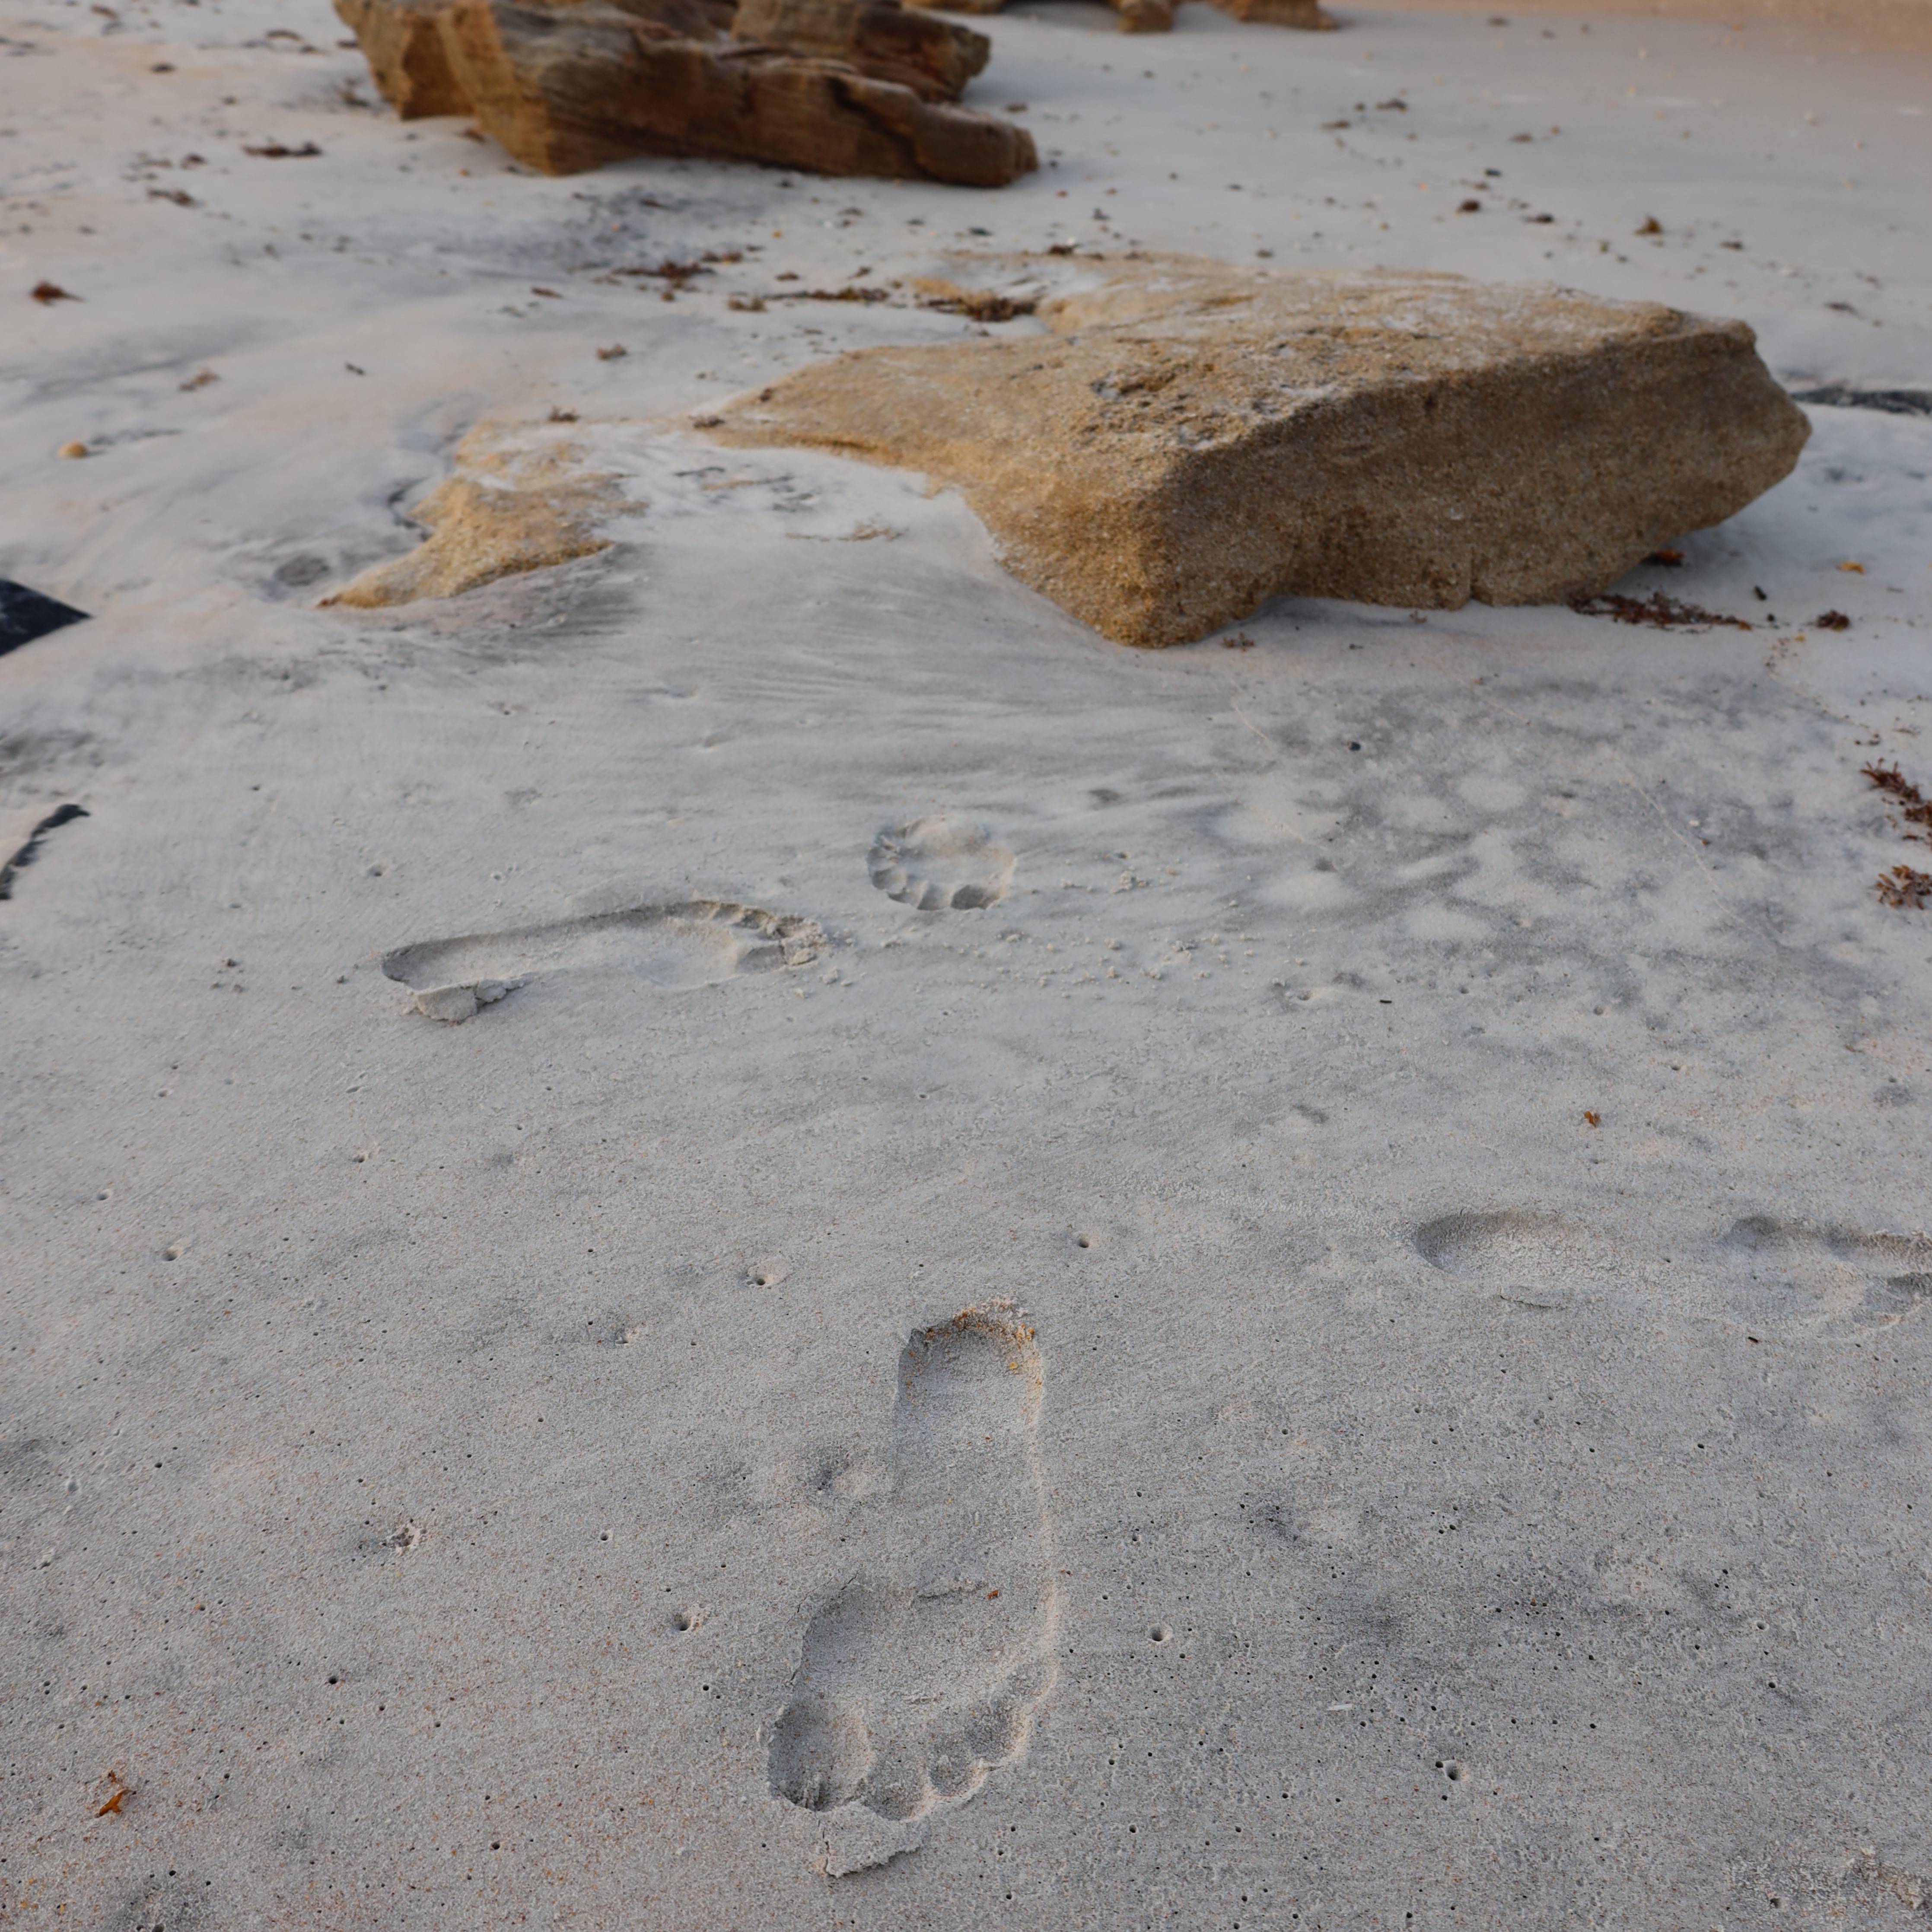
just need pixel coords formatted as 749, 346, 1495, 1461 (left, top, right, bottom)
704, 255, 1811, 648
732, 0, 989, 102
336, 0, 1034, 183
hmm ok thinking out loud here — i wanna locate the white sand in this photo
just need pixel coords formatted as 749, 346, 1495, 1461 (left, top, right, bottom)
3, 0, 1931, 1922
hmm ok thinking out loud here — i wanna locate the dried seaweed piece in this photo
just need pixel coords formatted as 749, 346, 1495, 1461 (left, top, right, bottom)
1569, 591, 1751, 630
1813, 609, 1850, 630
1862, 761, 1932, 830
1876, 865, 1932, 910
914, 278, 1035, 321
781, 284, 891, 303
623, 258, 711, 283
243, 140, 324, 156
1862, 762, 1925, 805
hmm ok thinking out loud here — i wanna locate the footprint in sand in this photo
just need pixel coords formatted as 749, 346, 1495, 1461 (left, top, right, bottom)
1412, 1209, 1618, 1309
767, 1302, 1057, 1876
382, 897, 824, 1022
1722, 1215, 1932, 1323
868, 816, 1015, 912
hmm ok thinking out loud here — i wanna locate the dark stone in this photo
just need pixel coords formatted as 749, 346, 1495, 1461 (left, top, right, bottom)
0, 580, 90, 658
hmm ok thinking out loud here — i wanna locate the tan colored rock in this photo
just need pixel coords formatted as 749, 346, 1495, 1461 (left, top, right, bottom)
731, 0, 989, 101
704, 255, 1811, 648
335, 0, 472, 117
335, 0, 737, 114
325, 424, 625, 608
450, 0, 1031, 179
1200, 0, 1335, 28
897, 0, 1331, 31
338, 0, 1031, 182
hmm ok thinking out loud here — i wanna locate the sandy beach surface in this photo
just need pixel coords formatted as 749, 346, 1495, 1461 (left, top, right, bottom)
3, 0, 1931, 1923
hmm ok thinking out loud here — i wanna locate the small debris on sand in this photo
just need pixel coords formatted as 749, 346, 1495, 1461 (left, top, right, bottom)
1569, 591, 1753, 629
1862, 761, 1931, 828
913, 277, 1037, 321
1877, 866, 1932, 910
31, 280, 79, 304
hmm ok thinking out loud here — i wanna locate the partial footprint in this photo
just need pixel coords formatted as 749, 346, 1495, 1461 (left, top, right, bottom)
868, 817, 1015, 912
383, 898, 824, 1022
1723, 1216, 1932, 1323
768, 1302, 1057, 1875
1413, 1209, 1615, 1308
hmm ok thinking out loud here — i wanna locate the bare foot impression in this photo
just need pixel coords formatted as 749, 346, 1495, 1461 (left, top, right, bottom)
382, 897, 824, 1022
1412, 1208, 1617, 1309
1722, 1215, 1932, 1324
868, 816, 1015, 912
767, 1302, 1057, 1876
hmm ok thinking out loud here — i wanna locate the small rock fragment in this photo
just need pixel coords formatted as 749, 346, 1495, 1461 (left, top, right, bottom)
323, 421, 626, 608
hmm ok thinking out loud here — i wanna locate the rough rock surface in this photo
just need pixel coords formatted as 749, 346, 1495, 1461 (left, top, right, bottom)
334, 0, 474, 116
706, 255, 1811, 647
896, 0, 1333, 29
324, 423, 626, 608
1202, 0, 1336, 27
336, 0, 1034, 182
732, 0, 990, 101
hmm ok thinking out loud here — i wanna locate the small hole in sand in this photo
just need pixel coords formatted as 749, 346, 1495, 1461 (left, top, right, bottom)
1150, 1624, 1171, 1643
673, 1608, 696, 1633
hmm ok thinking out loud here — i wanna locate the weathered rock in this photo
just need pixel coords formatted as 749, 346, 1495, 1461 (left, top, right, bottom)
1200, 0, 1335, 28
335, 0, 473, 116
704, 255, 1811, 648
335, 0, 738, 114
897, 0, 1332, 29
324, 423, 626, 608
339, 0, 1033, 181
336, 0, 1028, 183
732, 0, 988, 101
